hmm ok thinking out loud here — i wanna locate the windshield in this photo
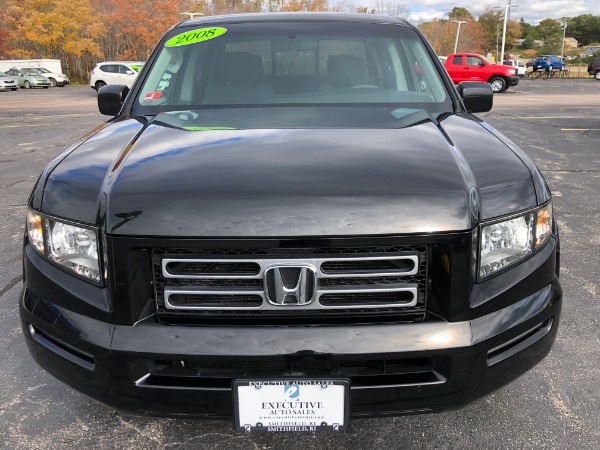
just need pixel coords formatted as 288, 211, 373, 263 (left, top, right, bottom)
22, 71, 38, 76
133, 21, 452, 127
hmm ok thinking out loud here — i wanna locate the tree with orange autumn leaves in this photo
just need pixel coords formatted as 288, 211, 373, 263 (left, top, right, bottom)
2, 1, 528, 81
96, 0, 185, 61
418, 8, 487, 56
4, 0, 104, 77
2, 0, 335, 80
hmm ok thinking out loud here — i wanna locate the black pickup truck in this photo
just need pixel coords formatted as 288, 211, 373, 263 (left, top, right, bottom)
21, 13, 561, 432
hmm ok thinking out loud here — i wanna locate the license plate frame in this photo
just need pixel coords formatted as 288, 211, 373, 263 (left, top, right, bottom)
233, 379, 350, 432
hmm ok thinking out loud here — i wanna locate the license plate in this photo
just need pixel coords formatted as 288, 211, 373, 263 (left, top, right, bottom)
233, 379, 349, 432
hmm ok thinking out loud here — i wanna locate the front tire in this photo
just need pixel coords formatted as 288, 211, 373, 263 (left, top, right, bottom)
595, 70, 600, 80
49, 78, 57, 87
24, 81, 31, 89
489, 76, 507, 93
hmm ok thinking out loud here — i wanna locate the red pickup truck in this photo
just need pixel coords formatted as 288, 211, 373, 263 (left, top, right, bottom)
444, 53, 518, 93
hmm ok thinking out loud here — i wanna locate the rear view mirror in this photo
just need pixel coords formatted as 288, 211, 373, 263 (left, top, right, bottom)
457, 82, 493, 113
98, 84, 129, 116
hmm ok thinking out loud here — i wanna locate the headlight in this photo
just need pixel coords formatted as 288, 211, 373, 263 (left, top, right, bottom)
478, 202, 553, 279
26, 209, 101, 282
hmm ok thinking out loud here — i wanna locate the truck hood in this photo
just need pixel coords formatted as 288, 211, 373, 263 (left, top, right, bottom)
41, 115, 537, 237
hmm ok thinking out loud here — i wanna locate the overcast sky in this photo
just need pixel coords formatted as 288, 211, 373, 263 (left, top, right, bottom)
359, 1, 598, 25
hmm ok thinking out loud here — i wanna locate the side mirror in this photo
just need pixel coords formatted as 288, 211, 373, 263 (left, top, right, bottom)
98, 84, 129, 116
125, 70, 134, 75
457, 81, 493, 113
478, 60, 486, 67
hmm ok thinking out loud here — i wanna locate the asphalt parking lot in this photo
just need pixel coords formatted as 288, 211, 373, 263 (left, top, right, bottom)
1, 80, 599, 449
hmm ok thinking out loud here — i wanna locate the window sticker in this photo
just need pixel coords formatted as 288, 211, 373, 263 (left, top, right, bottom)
143, 91, 162, 102
165, 27, 227, 48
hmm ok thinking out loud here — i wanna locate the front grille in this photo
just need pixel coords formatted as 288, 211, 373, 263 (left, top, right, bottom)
167, 294, 263, 308
320, 258, 415, 274
320, 291, 415, 306
153, 246, 427, 323
164, 261, 261, 277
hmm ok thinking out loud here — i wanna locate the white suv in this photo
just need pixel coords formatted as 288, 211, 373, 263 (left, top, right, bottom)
90, 61, 145, 91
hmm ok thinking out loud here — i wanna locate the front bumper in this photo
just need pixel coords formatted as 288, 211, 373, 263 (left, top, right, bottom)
20, 238, 562, 419
0, 82, 18, 90
30, 80, 51, 87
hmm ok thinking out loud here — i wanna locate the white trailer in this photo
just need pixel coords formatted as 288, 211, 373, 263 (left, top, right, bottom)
0, 59, 64, 74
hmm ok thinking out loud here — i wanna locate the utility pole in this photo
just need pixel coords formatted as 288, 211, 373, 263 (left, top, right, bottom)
496, 21, 500, 62
561, 22, 568, 60
499, 2, 518, 64
452, 20, 468, 54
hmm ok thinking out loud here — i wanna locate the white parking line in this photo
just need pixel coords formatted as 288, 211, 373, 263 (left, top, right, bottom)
521, 116, 600, 119
0, 123, 59, 129
0, 113, 97, 121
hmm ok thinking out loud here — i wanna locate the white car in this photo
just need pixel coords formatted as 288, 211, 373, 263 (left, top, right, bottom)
20, 67, 69, 87
0, 71, 19, 91
502, 60, 527, 77
89, 61, 145, 91
4, 68, 51, 89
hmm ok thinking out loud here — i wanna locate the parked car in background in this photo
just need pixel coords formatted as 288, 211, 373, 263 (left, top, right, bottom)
444, 53, 518, 93
20, 67, 69, 87
502, 60, 526, 77
532, 55, 565, 72
0, 71, 19, 91
90, 61, 145, 91
4, 69, 51, 89
587, 58, 600, 80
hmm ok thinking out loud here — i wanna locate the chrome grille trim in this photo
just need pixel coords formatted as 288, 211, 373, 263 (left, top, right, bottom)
160, 255, 420, 311
163, 285, 418, 310
162, 255, 419, 279
164, 289, 264, 310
